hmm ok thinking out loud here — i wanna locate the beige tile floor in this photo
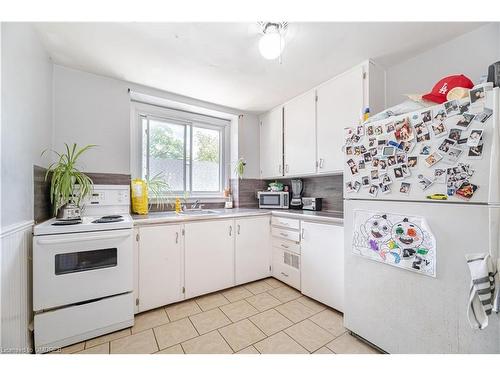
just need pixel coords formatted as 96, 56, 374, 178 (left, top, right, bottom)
58, 278, 381, 354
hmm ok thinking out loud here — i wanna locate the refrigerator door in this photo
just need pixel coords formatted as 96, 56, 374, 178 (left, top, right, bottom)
344, 88, 500, 204
344, 199, 500, 353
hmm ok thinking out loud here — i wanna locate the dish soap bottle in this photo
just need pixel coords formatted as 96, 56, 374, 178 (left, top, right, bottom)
175, 198, 181, 213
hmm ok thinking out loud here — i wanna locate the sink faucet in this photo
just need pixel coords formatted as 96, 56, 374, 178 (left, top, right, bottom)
191, 200, 201, 209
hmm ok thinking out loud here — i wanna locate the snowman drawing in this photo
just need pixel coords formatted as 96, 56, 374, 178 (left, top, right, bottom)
390, 218, 431, 270
360, 214, 392, 260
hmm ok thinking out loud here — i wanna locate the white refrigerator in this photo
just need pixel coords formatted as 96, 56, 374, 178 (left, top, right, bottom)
343, 87, 500, 353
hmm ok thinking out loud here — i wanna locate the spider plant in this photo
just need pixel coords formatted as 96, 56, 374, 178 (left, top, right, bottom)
234, 158, 246, 180
146, 171, 172, 211
42, 143, 96, 216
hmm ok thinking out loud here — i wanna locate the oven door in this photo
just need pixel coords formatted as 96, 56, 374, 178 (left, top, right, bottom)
259, 193, 286, 208
33, 229, 133, 311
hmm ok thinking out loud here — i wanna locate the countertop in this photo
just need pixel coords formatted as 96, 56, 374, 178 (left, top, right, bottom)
132, 208, 343, 226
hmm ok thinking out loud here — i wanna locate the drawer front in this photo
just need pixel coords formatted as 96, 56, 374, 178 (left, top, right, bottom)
272, 248, 300, 290
272, 238, 301, 254
271, 216, 300, 230
272, 227, 300, 242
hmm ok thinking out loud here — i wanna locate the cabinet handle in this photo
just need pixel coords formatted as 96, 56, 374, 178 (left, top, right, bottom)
229, 225, 232, 236
281, 272, 289, 278
301, 228, 305, 239
319, 158, 324, 168
285, 164, 289, 173
175, 232, 179, 244
280, 232, 289, 237
237, 224, 241, 235
278, 221, 289, 226
281, 244, 289, 249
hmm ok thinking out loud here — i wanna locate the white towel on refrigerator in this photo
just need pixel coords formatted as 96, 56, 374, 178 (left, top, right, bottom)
465, 253, 498, 330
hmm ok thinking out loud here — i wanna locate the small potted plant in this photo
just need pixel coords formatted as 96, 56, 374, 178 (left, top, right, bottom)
42, 143, 95, 217
234, 158, 246, 180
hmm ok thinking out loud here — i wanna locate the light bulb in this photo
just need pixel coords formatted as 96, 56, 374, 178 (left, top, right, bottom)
259, 31, 285, 60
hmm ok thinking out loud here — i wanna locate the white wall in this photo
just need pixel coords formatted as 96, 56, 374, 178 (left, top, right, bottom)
386, 23, 500, 106
53, 65, 258, 178
1, 23, 53, 229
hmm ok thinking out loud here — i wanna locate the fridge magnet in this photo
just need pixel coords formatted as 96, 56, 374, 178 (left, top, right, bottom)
434, 108, 447, 122
374, 125, 384, 136
419, 144, 431, 155
424, 152, 442, 167
378, 159, 388, 171
353, 181, 361, 192
431, 122, 447, 137
455, 182, 478, 201
474, 108, 493, 124
467, 144, 484, 159
433, 168, 446, 183
377, 139, 388, 147
407, 156, 418, 168
448, 129, 462, 142
414, 122, 429, 137
369, 147, 378, 157
356, 125, 365, 136
387, 140, 401, 149
469, 86, 486, 105
446, 164, 475, 196
401, 164, 411, 177
396, 153, 406, 165
361, 176, 370, 188
421, 109, 433, 123
443, 147, 463, 165
354, 146, 361, 156
400, 182, 411, 195
393, 167, 404, 180
387, 155, 397, 167
360, 145, 367, 154
345, 181, 355, 193
444, 99, 460, 116
455, 113, 475, 129
367, 125, 374, 136
385, 122, 395, 133
363, 152, 373, 163
381, 173, 392, 185
458, 101, 470, 114
371, 170, 379, 181
372, 157, 380, 168
417, 174, 435, 191
381, 184, 391, 194
368, 137, 376, 148
426, 193, 447, 200
352, 210, 436, 277
368, 185, 379, 197
417, 133, 431, 142
347, 159, 359, 175
382, 146, 396, 157
457, 138, 468, 145
400, 141, 415, 154
394, 117, 414, 142
437, 138, 456, 153
346, 146, 353, 156
358, 160, 366, 170
351, 134, 361, 144
467, 129, 483, 147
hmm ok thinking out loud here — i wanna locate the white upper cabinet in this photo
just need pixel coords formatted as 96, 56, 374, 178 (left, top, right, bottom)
259, 60, 386, 178
259, 107, 283, 179
316, 65, 365, 174
283, 90, 317, 177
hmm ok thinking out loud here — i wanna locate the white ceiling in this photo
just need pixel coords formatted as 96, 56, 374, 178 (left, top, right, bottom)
35, 22, 484, 113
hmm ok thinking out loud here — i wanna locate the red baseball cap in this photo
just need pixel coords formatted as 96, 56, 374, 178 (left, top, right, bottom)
422, 74, 474, 104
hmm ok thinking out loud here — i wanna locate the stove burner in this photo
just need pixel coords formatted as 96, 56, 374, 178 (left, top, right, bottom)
52, 219, 83, 226
92, 215, 124, 224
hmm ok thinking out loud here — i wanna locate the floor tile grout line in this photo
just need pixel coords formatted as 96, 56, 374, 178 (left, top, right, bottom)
281, 330, 313, 354
151, 328, 161, 353
214, 326, 236, 354
304, 317, 344, 339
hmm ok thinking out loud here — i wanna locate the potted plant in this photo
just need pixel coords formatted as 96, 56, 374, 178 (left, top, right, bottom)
42, 143, 96, 216
234, 158, 246, 180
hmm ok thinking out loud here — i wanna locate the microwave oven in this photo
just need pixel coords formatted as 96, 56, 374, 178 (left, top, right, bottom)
257, 191, 289, 209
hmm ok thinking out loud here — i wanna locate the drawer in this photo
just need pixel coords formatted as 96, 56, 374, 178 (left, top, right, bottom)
271, 216, 300, 230
272, 248, 300, 290
272, 227, 300, 242
272, 238, 301, 254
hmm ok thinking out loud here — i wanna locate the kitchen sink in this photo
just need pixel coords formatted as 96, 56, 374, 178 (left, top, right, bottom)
179, 209, 219, 216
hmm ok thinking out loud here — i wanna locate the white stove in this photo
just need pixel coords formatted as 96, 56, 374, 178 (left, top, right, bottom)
33, 185, 135, 353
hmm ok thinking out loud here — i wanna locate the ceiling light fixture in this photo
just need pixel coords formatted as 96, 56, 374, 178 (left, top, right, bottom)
258, 22, 288, 62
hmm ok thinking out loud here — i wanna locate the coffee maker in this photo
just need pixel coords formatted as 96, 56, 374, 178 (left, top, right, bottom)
290, 179, 303, 209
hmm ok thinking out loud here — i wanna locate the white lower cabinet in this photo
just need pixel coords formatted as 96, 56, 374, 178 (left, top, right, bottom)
235, 216, 271, 285
184, 219, 235, 299
301, 221, 344, 312
272, 247, 301, 290
138, 224, 183, 312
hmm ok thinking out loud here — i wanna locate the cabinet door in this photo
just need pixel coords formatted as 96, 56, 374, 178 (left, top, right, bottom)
138, 225, 183, 312
283, 90, 316, 176
301, 222, 344, 311
184, 219, 235, 299
235, 216, 271, 284
260, 107, 283, 179
317, 65, 364, 174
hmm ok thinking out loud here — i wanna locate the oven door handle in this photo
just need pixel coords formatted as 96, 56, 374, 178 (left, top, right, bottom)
36, 232, 131, 245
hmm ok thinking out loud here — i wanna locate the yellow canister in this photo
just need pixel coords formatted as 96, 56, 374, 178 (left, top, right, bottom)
131, 179, 148, 215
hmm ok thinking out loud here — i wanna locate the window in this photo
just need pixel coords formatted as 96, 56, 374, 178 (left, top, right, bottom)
137, 105, 228, 196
